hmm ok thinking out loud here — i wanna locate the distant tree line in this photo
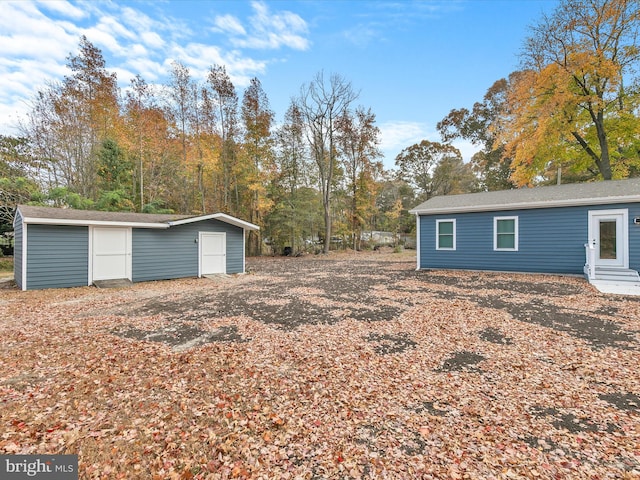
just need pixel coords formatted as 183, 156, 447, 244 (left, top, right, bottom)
1, 0, 638, 254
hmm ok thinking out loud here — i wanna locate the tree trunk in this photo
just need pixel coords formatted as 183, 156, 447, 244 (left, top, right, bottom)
594, 111, 612, 180
323, 198, 331, 254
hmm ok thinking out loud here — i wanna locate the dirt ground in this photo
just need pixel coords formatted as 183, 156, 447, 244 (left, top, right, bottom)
1, 251, 639, 479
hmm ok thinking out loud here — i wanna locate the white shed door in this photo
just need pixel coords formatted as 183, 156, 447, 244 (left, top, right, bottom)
92, 227, 131, 281
200, 232, 226, 275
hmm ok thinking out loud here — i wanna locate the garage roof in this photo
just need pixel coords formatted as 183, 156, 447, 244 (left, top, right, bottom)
16, 205, 259, 230
409, 177, 640, 215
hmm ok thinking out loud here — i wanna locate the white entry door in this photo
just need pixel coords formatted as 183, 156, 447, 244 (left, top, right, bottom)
200, 232, 226, 275
588, 209, 628, 269
92, 227, 131, 281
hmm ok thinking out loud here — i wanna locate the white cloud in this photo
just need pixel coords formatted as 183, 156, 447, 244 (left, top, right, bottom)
96, 14, 138, 43
380, 121, 432, 154
0, 0, 308, 134
450, 139, 480, 164
342, 24, 381, 48
0, 57, 68, 135
0, 2, 81, 134
123, 57, 166, 82
378, 121, 479, 169
120, 6, 167, 50
225, 1, 310, 51
81, 25, 125, 56
167, 42, 268, 88
213, 14, 246, 36
111, 67, 137, 86
377, 121, 431, 169
140, 31, 165, 50
35, 0, 87, 20
121, 6, 154, 32
0, 2, 79, 57
168, 43, 227, 76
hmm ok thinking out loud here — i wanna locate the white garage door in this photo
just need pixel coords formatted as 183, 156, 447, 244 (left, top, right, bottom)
92, 227, 131, 281
200, 232, 226, 275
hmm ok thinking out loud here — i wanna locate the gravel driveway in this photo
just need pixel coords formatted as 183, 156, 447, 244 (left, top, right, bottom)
1, 251, 638, 478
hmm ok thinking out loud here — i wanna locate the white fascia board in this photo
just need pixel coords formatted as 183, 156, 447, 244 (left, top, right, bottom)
168, 213, 260, 231
414, 213, 420, 271
409, 195, 640, 215
21, 217, 169, 229
21, 223, 27, 291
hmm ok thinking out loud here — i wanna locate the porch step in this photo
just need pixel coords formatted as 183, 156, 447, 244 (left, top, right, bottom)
594, 267, 640, 282
93, 278, 133, 288
590, 268, 640, 296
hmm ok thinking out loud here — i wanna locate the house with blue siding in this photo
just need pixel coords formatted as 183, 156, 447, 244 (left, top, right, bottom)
13, 205, 259, 291
409, 178, 640, 295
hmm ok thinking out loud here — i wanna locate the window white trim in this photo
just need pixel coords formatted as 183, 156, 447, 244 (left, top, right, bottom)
436, 219, 456, 250
494, 216, 518, 251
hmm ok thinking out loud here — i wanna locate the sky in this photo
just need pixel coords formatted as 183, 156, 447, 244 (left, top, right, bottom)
0, 0, 560, 169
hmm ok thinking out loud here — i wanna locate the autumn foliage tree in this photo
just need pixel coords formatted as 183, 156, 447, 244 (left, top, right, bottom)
241, 78, 275, 255
13, 37, 396, 255
394, 140, 465, 200
207, 65, 240, 214
498, 0, 640, 184
23, 36, 121, 199
336, 106, 383, 250
266, 102, 317, 254
438, 78, 515, 191
0, 136, 41, 229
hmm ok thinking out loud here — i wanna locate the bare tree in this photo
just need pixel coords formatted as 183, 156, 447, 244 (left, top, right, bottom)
297, 72, 358, 253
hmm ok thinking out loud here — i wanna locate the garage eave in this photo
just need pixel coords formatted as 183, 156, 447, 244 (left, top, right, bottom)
168, 213, 260, 231
21, 217, 170, 229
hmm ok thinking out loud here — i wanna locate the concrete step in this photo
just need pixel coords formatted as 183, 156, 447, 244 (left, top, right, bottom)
594, 268, 640, 282
93, 278, 133, 288
590, 268, 640, 295
590, 279, 640, 295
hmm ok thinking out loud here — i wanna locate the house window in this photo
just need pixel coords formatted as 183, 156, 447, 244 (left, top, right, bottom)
494, 216, 518, 251
436, 219, 456, 250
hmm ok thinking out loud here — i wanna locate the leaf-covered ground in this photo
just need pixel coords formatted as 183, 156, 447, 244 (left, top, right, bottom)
1, 251, 639, 479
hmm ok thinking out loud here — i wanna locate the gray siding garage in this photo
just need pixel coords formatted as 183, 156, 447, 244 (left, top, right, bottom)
13, 205, 259, 291
132, 220, 244, 283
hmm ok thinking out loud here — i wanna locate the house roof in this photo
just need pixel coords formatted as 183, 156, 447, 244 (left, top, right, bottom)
409, 177, 640, 215
16, 205, 259, 230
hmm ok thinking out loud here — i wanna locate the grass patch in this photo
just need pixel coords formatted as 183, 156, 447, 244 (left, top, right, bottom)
0, 257, 13, 272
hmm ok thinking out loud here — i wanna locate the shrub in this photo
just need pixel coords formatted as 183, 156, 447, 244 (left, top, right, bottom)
0, 257, 13, 272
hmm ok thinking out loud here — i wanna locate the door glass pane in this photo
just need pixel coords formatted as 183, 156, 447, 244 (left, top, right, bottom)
599, 220, 617, 259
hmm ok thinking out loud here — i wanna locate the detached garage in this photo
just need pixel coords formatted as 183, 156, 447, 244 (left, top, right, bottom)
13, 205, 259, 290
